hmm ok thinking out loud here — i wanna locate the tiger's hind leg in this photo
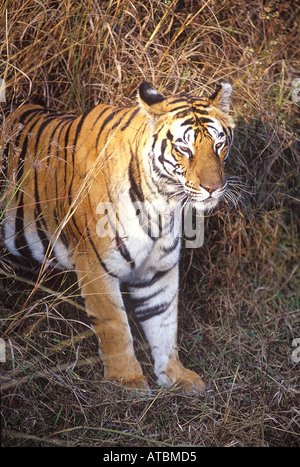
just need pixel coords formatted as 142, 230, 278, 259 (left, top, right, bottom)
73, 251, 150, 392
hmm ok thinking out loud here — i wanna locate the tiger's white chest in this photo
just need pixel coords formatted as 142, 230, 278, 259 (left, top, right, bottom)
101, 196, 181, 282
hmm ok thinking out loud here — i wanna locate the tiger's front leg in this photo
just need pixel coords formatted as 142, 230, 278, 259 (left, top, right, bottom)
73, 251, 150, 391
130, 266, 205, 394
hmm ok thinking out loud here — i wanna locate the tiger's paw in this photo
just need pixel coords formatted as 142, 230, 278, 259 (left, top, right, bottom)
172, 372, 205, 395
108, 374, 151, 393
157, 363, 205, 395
121, 375, 151, 392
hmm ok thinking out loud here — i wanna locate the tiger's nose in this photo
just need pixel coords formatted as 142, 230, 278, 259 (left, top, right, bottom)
201, 183, 221, 193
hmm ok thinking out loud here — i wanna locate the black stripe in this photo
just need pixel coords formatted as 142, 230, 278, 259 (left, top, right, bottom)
166, 130, 173, 141
153, 155, 176, 185
135, 295, 176, 322
150, 131, 180, 188
181, 118, 195, 127
123, 266, 175, 289
46, 116, 75, 166
195, 108, 208, 115
158, 214, 163, 237
121, 107, 139, 131
151, 133, 158, 152
175, 109, 193, 119
121, 283, 169, 319
64, 120, 73, 186
183, 127, 193, 141
15, 192, 34, 259
73, 111, 88, 153
15, 107, 45, 126
15, 135, 29, 192
115, 231, 135, 269
124, 288, 165, 308
33, 169, 47, 229
103, 179, 138, 261
13, 109, 47, 173
193, 100, 210, 108
35, 216, 50, 257
85, 224, 117, 278
63, 112, 87, 221
34, 169, 51, 258
14, 110, 48, 195
128, 147, 159, 239
199, 117, 215, 125
65, 123, 84, 239
53, 208, 69, 248
169, 98, 187, 105
60, 119, 83, 241
15, 111, 44, 189
161, 138, 167, 156
170, 106, 191, 115
95, 109, 123, 149
34, 115, 58, 155
128, 147, 144, 204
221, 125, 229, 140
68, 213, 84, 242
111, 115, 126, 132
92, 106, 110, 127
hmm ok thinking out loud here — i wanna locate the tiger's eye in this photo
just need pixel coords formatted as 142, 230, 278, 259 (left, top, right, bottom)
177, 146, 191, 157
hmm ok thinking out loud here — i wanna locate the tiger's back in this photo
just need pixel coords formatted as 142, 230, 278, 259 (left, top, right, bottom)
0, 82, 234, 393
1, 102, 143, 268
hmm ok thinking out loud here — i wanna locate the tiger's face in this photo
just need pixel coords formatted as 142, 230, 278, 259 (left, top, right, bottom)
139, 82, 234, 211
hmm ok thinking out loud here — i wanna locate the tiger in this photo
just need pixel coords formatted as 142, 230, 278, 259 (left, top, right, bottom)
0, 81, 234, 393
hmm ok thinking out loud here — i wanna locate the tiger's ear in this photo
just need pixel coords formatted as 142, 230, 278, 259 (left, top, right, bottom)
138, 82, 167, 116
209, 82, 232, 113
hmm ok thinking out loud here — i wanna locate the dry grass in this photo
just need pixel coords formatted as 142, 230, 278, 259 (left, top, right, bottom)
0, 0, 299, 447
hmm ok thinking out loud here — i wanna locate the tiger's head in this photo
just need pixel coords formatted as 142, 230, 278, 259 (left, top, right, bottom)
138, 81, 235, 212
